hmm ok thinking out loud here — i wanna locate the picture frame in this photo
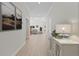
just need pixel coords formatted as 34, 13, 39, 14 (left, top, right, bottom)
0, 2, 22, 31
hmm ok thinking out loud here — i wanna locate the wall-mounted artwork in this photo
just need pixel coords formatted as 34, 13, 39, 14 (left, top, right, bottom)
2, 2, 15, 31
0, 2, 22, 31
16, 8, 22, 29
2, 15, 15, 30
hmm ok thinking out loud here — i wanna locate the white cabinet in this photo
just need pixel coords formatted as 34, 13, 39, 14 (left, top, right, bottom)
51, 37, 79, 56
50, 37, 55, 55
55, 44, 61, 56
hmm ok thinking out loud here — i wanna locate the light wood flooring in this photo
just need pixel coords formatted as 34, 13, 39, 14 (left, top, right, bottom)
16, 33, 50, 56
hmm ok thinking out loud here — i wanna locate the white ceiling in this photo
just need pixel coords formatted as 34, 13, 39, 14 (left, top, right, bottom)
25, 2, 53, 17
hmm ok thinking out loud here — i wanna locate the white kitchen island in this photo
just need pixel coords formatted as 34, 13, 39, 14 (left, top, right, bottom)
51, 36, 79, 56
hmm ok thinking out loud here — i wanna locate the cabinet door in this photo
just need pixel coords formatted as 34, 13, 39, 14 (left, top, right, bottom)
55, 44, 61, 56
51, 37, 56, 56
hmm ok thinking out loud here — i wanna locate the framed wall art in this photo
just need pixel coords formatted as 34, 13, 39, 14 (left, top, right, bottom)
0, 2, 22, 31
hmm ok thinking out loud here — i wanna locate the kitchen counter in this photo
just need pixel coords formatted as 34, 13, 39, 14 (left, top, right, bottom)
51, 35, 79, 56
53, 35, 79, 45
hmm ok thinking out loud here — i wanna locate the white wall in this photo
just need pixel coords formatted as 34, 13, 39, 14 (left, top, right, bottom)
45, 17, 52, 39
26, 18, 30, 39
46, 2, 79, 37
0, 2, 30, 56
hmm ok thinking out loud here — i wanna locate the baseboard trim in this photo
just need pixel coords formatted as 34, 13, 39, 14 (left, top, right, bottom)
12, 41, 26, 56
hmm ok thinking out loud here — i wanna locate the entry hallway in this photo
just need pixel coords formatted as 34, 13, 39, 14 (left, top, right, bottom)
16, 33, 50, 56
